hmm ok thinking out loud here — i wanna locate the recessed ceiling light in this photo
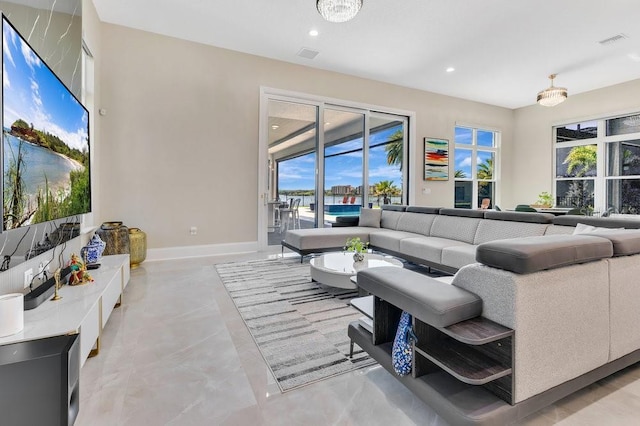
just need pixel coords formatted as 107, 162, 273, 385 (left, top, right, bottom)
271, 125, 279, 130
309, 29, 319, 37
446, 67, 455, 73
325, 122, 331, 126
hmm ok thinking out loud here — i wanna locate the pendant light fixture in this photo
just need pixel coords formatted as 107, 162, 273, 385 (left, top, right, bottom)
537, 74, 568, 107
316, 0, 363, 23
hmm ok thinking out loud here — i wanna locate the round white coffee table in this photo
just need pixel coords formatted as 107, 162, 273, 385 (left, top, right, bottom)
309, 252, 403, 289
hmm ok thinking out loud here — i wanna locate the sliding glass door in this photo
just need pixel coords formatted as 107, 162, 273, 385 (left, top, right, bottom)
266, 100, 318, 245
369, 113, 407, 207
262, 95, 409, 246
322, 107, 365, 227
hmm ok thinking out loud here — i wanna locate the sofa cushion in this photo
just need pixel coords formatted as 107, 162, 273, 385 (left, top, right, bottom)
553, 215, 640, 229
441, 245, 478, 270
380, 209, 404, 230
430, 215, 482, 244
401, 236, 468, 265
438, 208, 486, 218
359, 208, 382, 228
396, 212, 437, 236
357, 267, 482, 328
474, 220, 548, 245
483, 210, 554, 224
406, 206, 443, 214
573, 222, 622, 235
369, 229, 419, 253
284, 227, 371, 251
381, 205, 407, 212
582, 230, 640, 256
544, 224, 574, 235
476, 235, 613, 274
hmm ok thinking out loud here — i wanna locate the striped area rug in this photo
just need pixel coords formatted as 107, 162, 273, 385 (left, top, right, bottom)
215, 257, 376, 392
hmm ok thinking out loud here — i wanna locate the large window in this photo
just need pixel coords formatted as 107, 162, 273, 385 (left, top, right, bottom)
267, 98, 408, 235
554, 113, 640, 215
453, 126, 499, 209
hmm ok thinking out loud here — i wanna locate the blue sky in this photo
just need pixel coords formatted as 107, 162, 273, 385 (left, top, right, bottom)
453, 127, 495, 178
2, 18, 88, 152
278, 126, 403, 190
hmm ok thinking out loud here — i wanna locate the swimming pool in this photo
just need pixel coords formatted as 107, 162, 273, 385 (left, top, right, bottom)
324, 204, 361, 214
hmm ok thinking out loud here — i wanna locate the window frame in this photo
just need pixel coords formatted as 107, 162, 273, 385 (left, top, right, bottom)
553, 113, 640, 214
453, 125, 500, 209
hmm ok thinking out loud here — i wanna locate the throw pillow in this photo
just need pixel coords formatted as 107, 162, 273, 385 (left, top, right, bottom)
573, 222, 624, 235
358, 208, 382, 228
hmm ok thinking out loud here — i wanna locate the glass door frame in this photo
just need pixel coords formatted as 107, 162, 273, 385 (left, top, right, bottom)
369, 111, 409, 208
258, 87, 416, 251
322, 104, 368, 227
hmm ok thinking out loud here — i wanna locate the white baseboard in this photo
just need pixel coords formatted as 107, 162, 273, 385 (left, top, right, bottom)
146, 241, 258, 262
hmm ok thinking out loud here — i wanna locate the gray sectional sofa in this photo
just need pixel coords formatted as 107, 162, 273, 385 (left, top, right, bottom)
282, 205, 640, 424
282, 205, 640, 272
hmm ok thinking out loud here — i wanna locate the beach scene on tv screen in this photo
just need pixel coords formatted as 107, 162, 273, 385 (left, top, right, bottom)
2, 18, 90, 230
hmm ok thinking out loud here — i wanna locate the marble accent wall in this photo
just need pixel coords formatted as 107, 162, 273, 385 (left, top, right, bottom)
0, 0, 83, 295
0, 0, 82, 97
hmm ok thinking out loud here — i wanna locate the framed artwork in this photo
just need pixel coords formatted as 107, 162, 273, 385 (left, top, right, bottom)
424, 138, 449, 181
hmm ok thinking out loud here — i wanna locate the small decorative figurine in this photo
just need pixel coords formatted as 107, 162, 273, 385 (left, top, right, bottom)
51, 268, 62, 301
67, 253, 93, 285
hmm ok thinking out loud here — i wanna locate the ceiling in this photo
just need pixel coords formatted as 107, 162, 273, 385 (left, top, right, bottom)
92, 0, 640, 109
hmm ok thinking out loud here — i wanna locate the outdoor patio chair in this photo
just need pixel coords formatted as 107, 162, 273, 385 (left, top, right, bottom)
349, 196, 356, 204
341, 196, 349, 204
566, 207, 584, 215
515, 204, 538, 212
279, 198, 301, 232
480, 198, 490, 210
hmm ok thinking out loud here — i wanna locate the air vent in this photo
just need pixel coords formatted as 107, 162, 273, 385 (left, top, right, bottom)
598, 33, 628, 45
297, 47, 320, 60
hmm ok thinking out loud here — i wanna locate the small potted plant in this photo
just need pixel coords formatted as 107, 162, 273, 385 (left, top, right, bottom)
532, 191, 554, 208
345, 237, 369, 262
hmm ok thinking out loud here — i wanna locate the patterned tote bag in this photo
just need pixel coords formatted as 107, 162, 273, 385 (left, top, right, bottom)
392, 311, 418, 376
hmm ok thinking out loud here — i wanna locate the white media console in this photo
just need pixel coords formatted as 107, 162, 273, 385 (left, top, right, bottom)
0, 254, 130, 367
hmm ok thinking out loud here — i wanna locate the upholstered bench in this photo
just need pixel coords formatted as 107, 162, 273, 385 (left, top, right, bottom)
356, 266, 482, 328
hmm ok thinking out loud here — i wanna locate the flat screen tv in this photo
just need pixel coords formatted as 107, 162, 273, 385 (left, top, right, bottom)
1, 14, 90, 231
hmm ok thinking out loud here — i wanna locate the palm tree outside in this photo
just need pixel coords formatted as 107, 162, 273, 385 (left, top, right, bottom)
564, 145, 596, 177
384, 130, 403, 170
374, 180, 400, 205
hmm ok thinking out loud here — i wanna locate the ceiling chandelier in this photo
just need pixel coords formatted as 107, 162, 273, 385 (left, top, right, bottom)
537, 74, 568, 107
316, 0, 363, 23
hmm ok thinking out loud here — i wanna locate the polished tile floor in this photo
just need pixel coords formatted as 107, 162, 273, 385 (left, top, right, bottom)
75, 249, 640, 425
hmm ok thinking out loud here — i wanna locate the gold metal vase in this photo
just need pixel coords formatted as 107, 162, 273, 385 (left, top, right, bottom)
128, 228, 147, 268
96, 221, 130, 255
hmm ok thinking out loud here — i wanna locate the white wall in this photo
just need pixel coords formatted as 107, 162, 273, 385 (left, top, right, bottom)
506, 79, 640, 209
98, 23, 514, 253
82, 0, 101, 228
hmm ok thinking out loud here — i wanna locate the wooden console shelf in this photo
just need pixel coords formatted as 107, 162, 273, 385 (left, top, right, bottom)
368, 296, 514, 404
443, 316, 513, 345
414, 339, 512, 385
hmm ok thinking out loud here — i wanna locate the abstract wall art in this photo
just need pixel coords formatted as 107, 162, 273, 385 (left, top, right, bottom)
424, 138, 449, 181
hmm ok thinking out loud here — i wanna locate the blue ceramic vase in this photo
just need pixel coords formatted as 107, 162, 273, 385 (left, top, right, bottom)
81, 233, 106, 264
